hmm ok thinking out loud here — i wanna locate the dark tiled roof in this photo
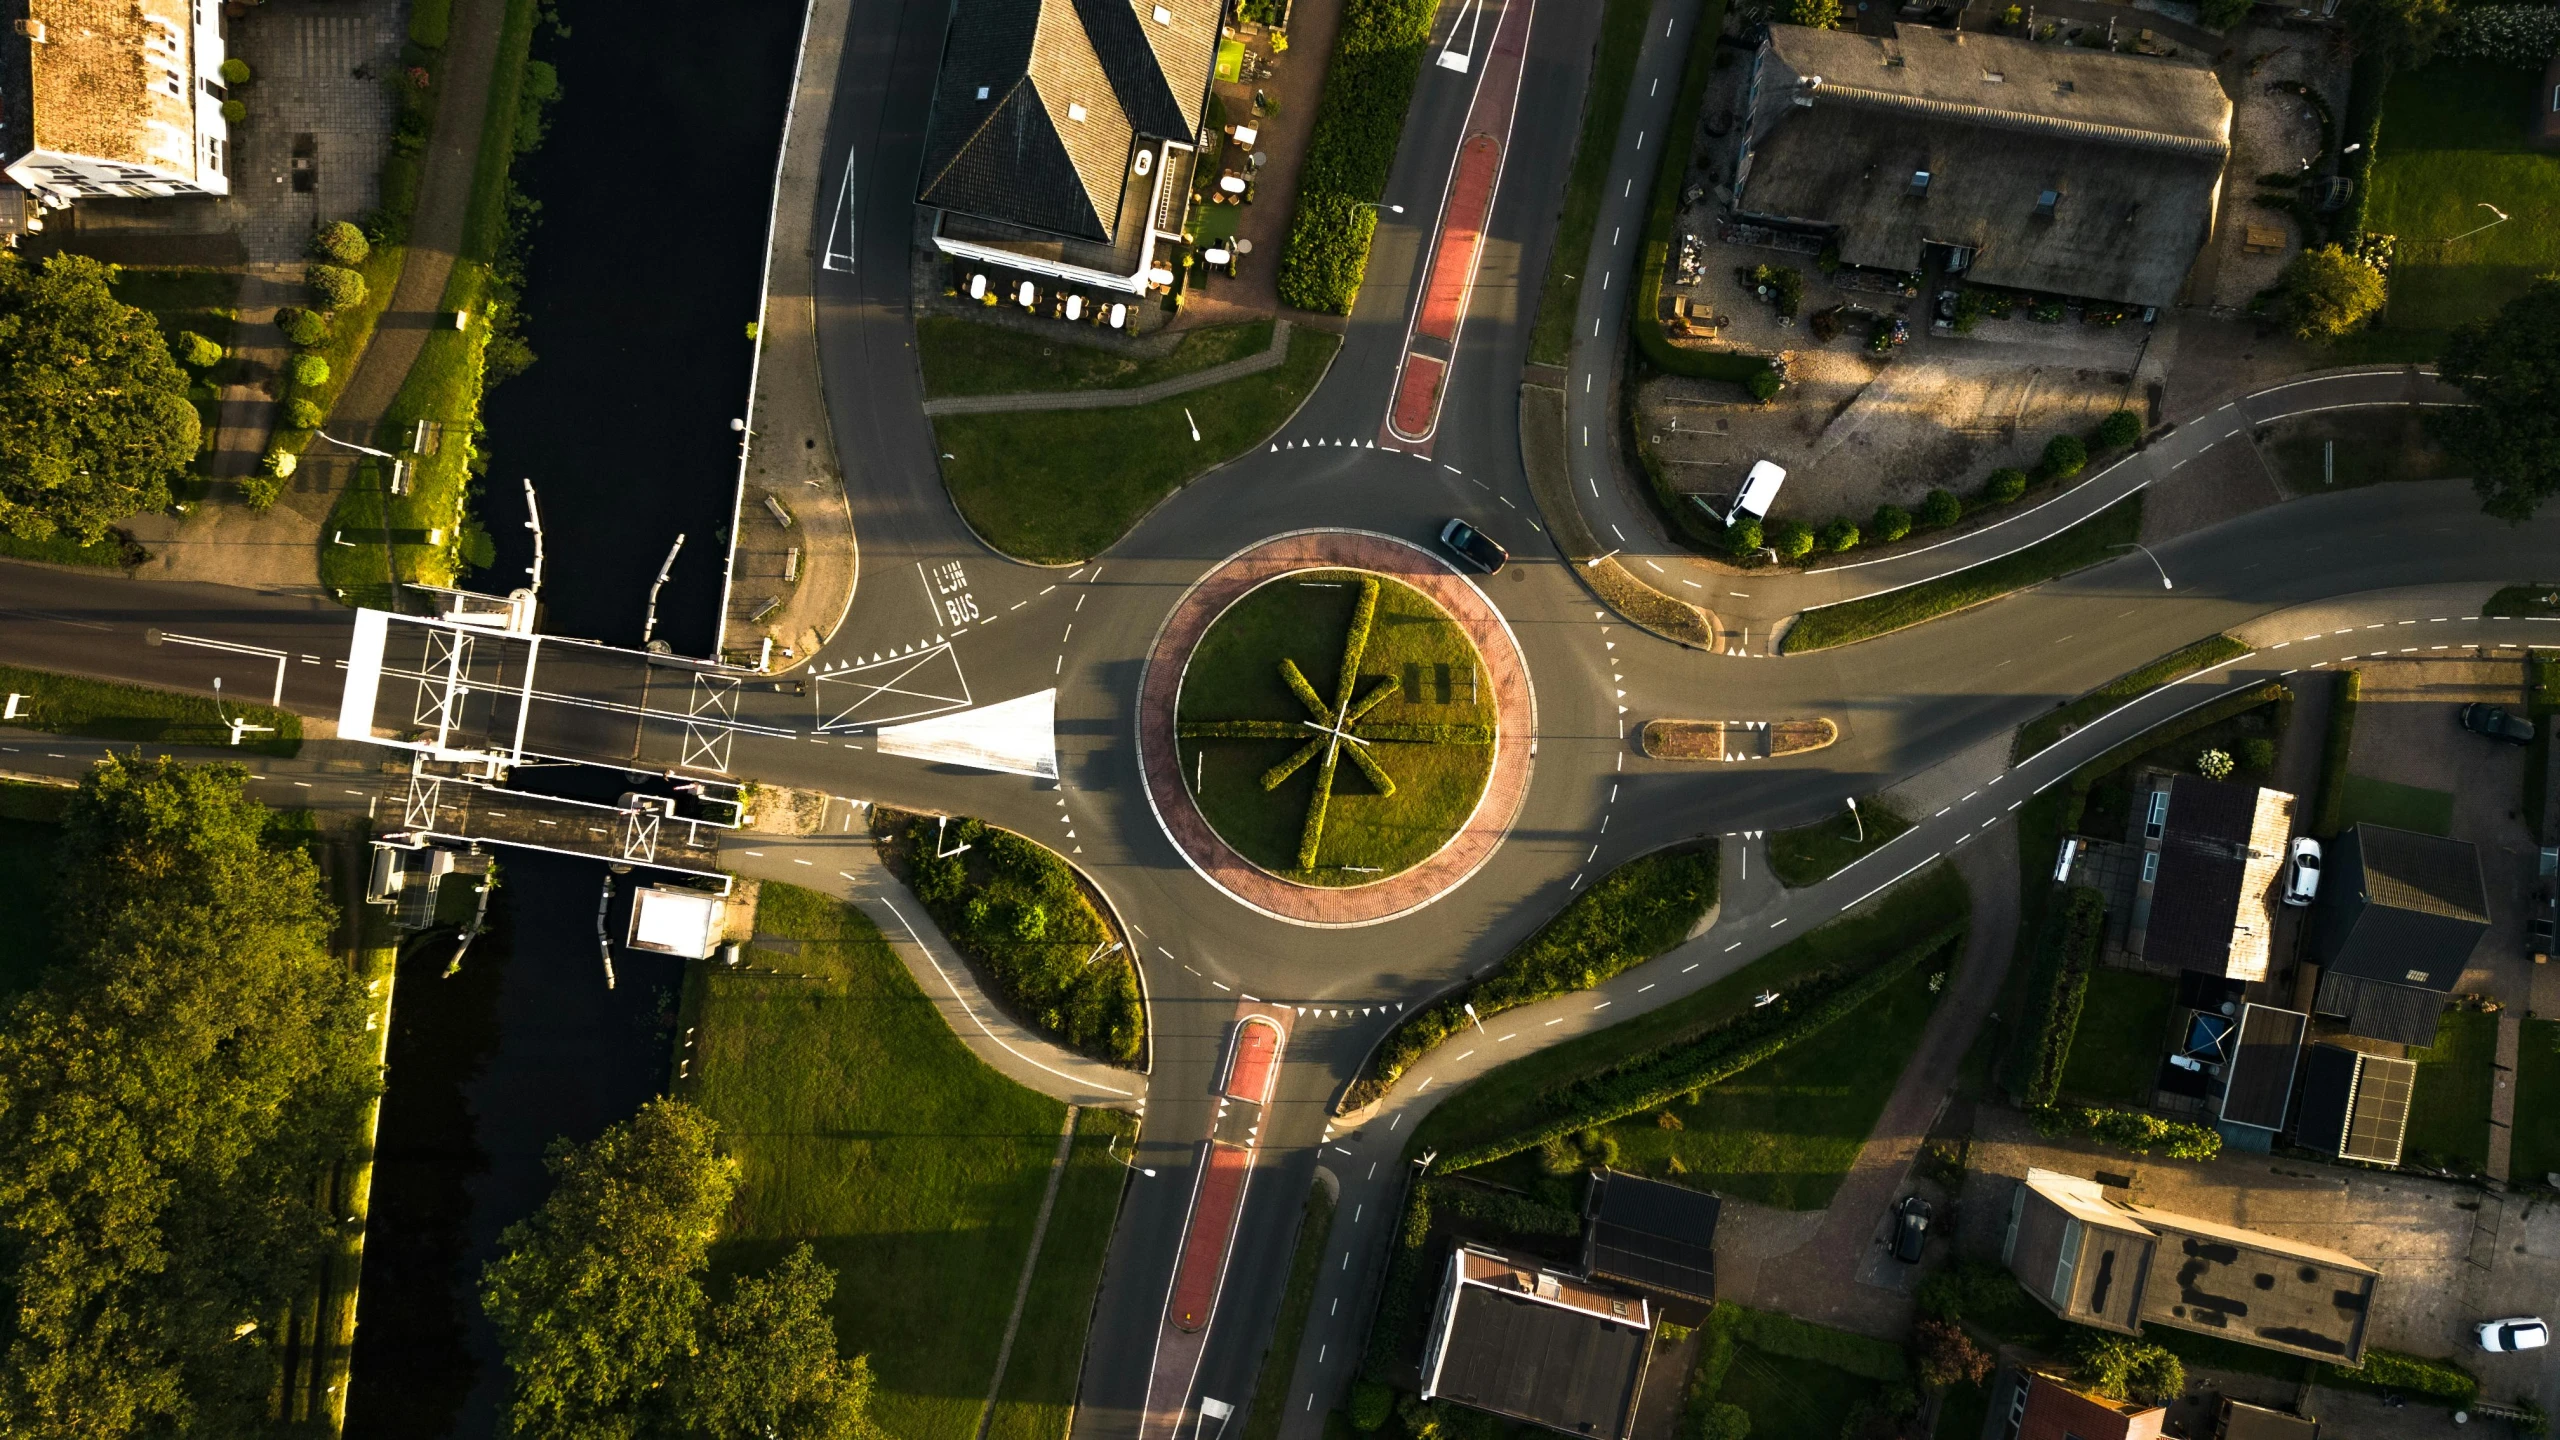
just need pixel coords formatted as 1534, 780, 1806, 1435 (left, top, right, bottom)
1433, 1283, 1652, 1438
1583, 1170, 1719, 1300
918, 0, 1219, 242
2145, 777, 2281, 975
2218, 1003, 2304, 1131
2317, 826, 2488, 990
2018, 1372, 2164, 1440
2311, 971, 2447, 1047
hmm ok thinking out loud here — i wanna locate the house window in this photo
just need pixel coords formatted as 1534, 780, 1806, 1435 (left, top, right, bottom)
1909, 169, 1930, 197
207, 136, 223, 174
1981, 69, 2003, 82
2141, 852, 2159, 884
975, 85, 989, 100
1067, 103, 1087, 122
1153, 4, 1173, 21
2034, 189, 2061, 218
2145, 790, 2169, 839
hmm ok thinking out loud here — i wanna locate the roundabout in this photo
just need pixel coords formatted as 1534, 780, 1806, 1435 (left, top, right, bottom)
1136, 530, 1537, 927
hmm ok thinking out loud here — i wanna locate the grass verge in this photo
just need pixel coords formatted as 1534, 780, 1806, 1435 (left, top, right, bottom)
2483, 583, 2560, 618
683, 881, 1126, 1440
0, 663, 299, 757
2513, 1018, 2560, 1186
1525, 0, 1651, 368
935, 328, 1337, 563
2013, 634, 2251, 763
918, 317, 1273, 398
2335, 773, 2455, 836
1764, 797, 1910, 888
2311, 669, 2361, 836
988, 1108, 1137, 1440
874, 812, 1143, 1063
1241, 1183, 1338, 1440
1783, 493, 2143, 653
1416, 864, 1969, 1160
2057, 968, 2175, 1106
1349, 841, 1720, 1107
0, 530, 144, 568
2361, 61, 2560, 353
1177, 569, 1492, 882
2406, 1006, 2497, 1173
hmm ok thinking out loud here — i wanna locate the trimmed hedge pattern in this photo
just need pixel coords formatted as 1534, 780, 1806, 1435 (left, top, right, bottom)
2320, 1348, 2480, 1407
1433, 924, 1965, 1172
1345, 843, 1721, 1107
2022, 887, 2107, 1106
1276, 0, 1438, 312
2031, 1104, 2221, 1160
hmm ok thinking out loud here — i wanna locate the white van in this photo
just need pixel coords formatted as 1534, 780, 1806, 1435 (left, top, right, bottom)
1725, 460, 1787, 526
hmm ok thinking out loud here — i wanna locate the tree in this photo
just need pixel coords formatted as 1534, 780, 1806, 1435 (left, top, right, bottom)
275, 305, 330, 347
1725, 515, 1764, 558
305, 263, 367, 312
1348, 1382, 1395, 1432
288, 353, 331, 390
175, 329, 224, 369
685, 1247, 875, 1440
1984, 467, 2030, 503
1770, 518, 1816, 561
2278, 245, 2386, 343
2038, 435, 2087, 480
0, 253, 199, 543
482, 1099, 736, 1439
2075, 1337, 2185, 1403
220, 56, 251, 85
482, 1101, 879, 1440
283, 398, 325, 430
2095, 408, 2142, 449
2438, 277, 2560, 522
1913, 1319, 1994, 1390
1920, 488, 1963, 527
2344, 0, 2453, 64
1694, 1402, 1751, 1440
0, 755, 375, 1438
311, 220, 369, 266
1871, 504, 1912, 543
1787, 0, 1843, 27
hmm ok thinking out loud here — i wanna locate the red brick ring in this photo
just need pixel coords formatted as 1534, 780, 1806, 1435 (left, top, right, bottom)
1135, 529, 1537, 928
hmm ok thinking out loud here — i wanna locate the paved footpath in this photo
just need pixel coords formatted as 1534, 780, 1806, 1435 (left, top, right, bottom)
922, 322, 1296, 416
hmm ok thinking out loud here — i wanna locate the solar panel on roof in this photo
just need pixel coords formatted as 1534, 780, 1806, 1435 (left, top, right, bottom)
2341, 1054, 2414, 1166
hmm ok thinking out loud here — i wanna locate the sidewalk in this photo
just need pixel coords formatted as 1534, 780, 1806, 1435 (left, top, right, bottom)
921, 322, 1295, 416
722, 0, 858, 670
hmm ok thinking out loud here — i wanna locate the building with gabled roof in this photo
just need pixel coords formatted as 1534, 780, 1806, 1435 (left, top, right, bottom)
2313, 823, 2488, 994
916, 0, 1220, 293
1733, 23, 2231, 308
1419, 1247, 1655, 1440
2127, 776, 2295, 982
2013, 1367, 2166, 1440
2, 0, 233, 209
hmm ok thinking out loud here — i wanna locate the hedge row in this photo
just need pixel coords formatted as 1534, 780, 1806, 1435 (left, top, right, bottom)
2310, 668, 2361, 837
2319, 1348, 2480, 1407
1364, 1181, 1438, 1377
2021, 886, 2107, 1107
1357, 722, 1497, 744
1275, 0, 1439, 312
2014, 634, 2252, 763
2031, 1104, 2220, 1160
1427, 1179, 1581, 1238
1345, 843, 1721, 1108
2063, 682, 2291, 824
1434, 924, 1964, 1172
1629, 2, 1766, 390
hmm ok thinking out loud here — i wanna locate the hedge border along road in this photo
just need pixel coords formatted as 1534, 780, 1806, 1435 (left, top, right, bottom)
1342, 840, 1721, 1109
2013, 634, 2252, 763
1628, 0, 1762, 390
2311, 668, 2361, 837
1782, 492, 2143, 654
0, 663, 301, 758
1431, 920, 1967, 1173
1275, 0, 1440, 314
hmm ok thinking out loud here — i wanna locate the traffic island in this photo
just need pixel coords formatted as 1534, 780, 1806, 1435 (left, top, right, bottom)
1138, 530, 1534, 926
1518, 384, 1721, 650
1641, 717, 1838, 761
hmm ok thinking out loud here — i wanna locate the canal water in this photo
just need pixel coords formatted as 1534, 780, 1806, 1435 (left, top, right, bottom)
347, 0, 802, 1433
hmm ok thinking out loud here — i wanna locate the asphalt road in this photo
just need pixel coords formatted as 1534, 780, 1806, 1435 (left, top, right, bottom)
2, 0, 2556, 1433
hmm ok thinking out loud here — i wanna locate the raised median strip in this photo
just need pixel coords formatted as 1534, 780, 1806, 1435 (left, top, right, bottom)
1520, 384, 1720, 649
921, 321, 1295, 416
1782, 492, 2145, 654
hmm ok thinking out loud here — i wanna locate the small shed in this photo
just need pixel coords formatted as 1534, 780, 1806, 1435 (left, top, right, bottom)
626, 885, 728, 959
2292, 1043, 2416, 1166
2217, 1003, 2307, 1137
1581, 1169, 1720, 1301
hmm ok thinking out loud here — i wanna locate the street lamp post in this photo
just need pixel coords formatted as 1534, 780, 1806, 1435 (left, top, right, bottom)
1583, 548, 1621, 569
2443, 202, 2509, 248
1845, 795, 1863, 843
1106, 1134, 1155, 1178
314, 429, 408, 494
2110, 542, 2174, 590
209, 677, 274, 748
1357, 202, 1406, 215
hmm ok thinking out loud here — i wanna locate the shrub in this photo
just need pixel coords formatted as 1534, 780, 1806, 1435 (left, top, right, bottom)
2021, 887, 2106, 1106
1871, 504, 1912, 543
282, 397, 324, 431
238, 469, 285, 511
174, 330, 224, 370
2322, 1349, 2479, 1405
2441, 4, 2560, 64
1725, 516, 1764, 558
2196, 747, 2235, 780
2075, 1337, 2185, 1404
1429, 1179, 1579, 1237
2279, 245, 2386, 342
1275, 196, 1377, 314
2241, 738, 2277, 772
1915, 1319, 1994, 1390
311, 220, 370, 266
1274, 0, 1439, 313
2039, 434, 2088, 480
261, 446, 297, 479
1920, 488, 1963, 527
2033, 1104, 2221, 1160
2200, 0, 2253, 26
220, 57, 252, 85
1984, 467, 2029, 504
1749, 264, 1805, 319
1819, 518, 1860, 553
2095, 408, 2142, 449
305, 263, 367, 312
287, 353, 331, 390
221, 99, 247, 125
275, 306, 331, 348
1744, 366, 1784, 403
1348, 1382, 1394, 1431
1694, 1403, 1750, 1440
1770, 518, 1815, 561
1787, 0, 1843, 26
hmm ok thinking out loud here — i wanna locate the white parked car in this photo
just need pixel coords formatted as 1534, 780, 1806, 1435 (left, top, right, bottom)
2477, 1317, 2549, 1353
1724, 460, 1787, 527
2283, 837, 2323, 907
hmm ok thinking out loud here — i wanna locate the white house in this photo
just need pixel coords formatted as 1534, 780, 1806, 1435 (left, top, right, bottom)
3, 0, 234, 211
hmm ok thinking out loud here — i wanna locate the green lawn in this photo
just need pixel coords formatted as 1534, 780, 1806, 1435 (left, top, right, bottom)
2362, 62, 2560, 351
0, 783, 71, 998
935, 327, 1338, 563
1934, 1380, 1991, 1440
916, 317, 1272, 399
1765, 797, 1911, 888
685, 882, 1127, 1440
2511, 1019, 2560, 1184
1580, 953, 1947, 1209
2014, 634, 2252, 763
2335, 773, 2455, 836
1241, 1183, 1336, 1440
1178, 570, 1493, 882
2406, 1007, 2497, 1173
2484, 585, 2560, 619
2058, 969, 2175, 1106
1416, 864, 1969, 1159
1784, 494, 2143, 653
1717, 1344, 1878, 1440
0, 662, 300, 757
2259, 411, 2453, 495
1526, 0, 1652, 367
